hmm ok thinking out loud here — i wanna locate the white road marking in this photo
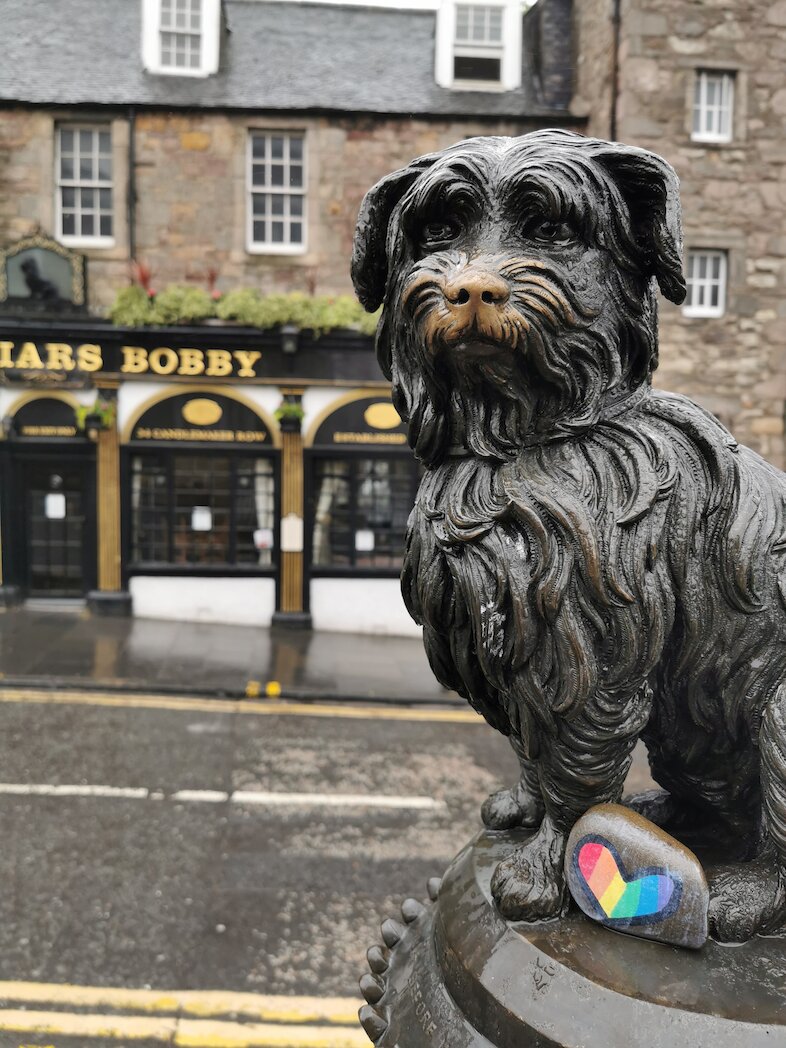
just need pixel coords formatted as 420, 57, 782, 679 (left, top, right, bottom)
0, 783, 149, 799
232, 790, 445, 810
0, 782, 445, 811
170, 789, 230, 803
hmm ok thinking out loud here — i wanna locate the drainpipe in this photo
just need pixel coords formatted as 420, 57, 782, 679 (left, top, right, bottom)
127, 106, 137, 263
610, 0, 621, 140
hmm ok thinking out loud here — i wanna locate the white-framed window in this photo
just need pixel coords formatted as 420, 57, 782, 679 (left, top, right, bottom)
692, 71, 735, 143
453, 4, 504, 83
160, 0, 202, 70
683, 249, 727, 318
435, 0, 522, 92
55, 125, 114, 246
141, 0, 220, 77
247, 132, 307, 254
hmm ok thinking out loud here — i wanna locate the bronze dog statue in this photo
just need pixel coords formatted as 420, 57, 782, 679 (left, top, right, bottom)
351, 129, 786, 943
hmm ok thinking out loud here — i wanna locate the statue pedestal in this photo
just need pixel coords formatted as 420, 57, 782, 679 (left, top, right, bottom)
361, 830, 786, 1047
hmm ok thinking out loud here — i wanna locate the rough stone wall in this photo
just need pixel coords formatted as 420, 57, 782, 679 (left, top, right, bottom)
0, 108, 567, 314
571, 0, 615, 139
613, 0, 786, 467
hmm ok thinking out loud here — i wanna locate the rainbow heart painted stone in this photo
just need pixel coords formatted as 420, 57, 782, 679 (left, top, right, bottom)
574, 837, 681, 923
564, 803, 709, 949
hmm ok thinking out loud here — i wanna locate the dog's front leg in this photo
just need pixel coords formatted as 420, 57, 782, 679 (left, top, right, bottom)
491, 683, 652, 922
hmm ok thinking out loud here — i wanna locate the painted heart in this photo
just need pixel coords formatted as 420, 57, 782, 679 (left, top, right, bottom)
574, 836, 680, 923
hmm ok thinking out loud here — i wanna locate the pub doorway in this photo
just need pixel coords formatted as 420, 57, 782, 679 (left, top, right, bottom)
1, 394, 97, 601
21, 456, 94, 597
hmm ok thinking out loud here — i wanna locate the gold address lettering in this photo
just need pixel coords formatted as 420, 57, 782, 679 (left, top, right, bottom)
76, 344, 103, 372
121, 346, 150, 373
333, 431, 407, 444
15, 342, 45, 369
234, 350, 261, 378
206, 350, 232, 377
177, 349, 205, 376
44, 343, 76, 371
0, 342, 13, 368
148, 347, 179, 375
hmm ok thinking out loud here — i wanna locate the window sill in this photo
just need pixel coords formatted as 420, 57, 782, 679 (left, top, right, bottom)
681, 308, 726, 319
690, 134, 734, 146
246, 243, 308, 257
144, 64, 216, 78
447, 79, 509, 92
59, 235, 116, 250
128, 565, 276, 577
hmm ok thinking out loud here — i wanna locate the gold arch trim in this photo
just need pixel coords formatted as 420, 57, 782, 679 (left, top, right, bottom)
6, 390, 81, 418
303, 388, 394, 448
120, 385, 281, 447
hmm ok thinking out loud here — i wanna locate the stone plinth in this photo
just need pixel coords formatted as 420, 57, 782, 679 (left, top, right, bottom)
360, 829, 786, 1047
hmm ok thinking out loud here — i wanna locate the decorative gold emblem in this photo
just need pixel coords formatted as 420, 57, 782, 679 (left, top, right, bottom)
364, 402, 401, 430
182, 398, 223, 426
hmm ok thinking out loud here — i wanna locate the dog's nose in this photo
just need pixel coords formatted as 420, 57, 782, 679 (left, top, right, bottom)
444, 272, 510, 310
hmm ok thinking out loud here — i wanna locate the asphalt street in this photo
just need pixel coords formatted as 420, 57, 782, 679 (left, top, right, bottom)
0, 688, 655, 1048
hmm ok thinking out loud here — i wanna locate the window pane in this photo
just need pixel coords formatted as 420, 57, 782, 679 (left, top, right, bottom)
271, 196, 284, 216
453, 54, 501, 81
272, 221, 284, 243
60, 129, 74, 153
60, 157, 74, 180
61, 187, 76, 208
290, 222, 303, 243
81, 213, 94, 236
61, 212, 76, 236
79, 129, 94, 153
80, 156, 94, 180
289, 165, 303, 188
290, 196, 303, 217
99, 214, 113, 237
311, 456, 419, 568
289, 137, 303, 161
271, 164, 284, 187
253, 220, 266, 242
252, 135, 266, 159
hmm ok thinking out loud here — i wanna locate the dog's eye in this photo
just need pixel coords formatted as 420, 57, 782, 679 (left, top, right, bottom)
529, 220, 576, 245
421, 220, 462, 246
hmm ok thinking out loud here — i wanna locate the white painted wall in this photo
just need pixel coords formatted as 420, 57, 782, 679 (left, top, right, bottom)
130, 576, 276, 626
310, 578, 421, 637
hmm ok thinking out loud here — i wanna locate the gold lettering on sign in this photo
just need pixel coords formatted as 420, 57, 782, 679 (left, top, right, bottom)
20, 425, 78, 437
149, 347, 179, 375
234, 350, 261, 378
333, 431, 407, 445
121, 346, 150, 373
45, 343, 76, 371
177, 349, 205, 376
206, 350, 232, 377
15, 342, 44, 369
77, 344, 103, 372
0, 342, 13, 368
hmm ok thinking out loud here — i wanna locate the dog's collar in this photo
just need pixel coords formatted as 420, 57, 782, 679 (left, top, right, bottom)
445, 385, 650, 458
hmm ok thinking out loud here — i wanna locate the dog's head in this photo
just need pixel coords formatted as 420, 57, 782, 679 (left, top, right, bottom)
352, 130, 686, 464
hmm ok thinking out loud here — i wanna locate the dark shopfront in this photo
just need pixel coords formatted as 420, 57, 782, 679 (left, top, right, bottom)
0, 321, 421, 633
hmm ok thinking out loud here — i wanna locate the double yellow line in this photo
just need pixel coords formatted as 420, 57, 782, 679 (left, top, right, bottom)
0, 981, 368, 1046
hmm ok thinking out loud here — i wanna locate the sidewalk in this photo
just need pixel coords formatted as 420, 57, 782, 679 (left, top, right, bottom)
0, 604, 460, 705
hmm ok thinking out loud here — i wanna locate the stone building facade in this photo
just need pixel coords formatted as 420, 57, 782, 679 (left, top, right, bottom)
573, 0, 786, 466
0, 0, 783, 633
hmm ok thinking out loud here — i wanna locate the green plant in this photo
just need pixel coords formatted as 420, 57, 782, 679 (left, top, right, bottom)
148, 285, 214, 325
108, 285, 154, 326
75, 397, 115, 433
108, 284, 381, 335
274, 401, 306, 422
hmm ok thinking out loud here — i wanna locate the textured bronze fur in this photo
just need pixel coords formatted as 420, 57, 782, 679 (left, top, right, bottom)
352, 130, 786, 942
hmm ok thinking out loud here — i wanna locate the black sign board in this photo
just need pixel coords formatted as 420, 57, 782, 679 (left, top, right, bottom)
130, 392, 273, 446
312, 396, 407, 447
9, 397, 84, 440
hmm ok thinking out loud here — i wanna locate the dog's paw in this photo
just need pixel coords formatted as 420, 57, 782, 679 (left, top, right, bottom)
708, 859, 786, 943
481, 783, 544, 830
491, 833, 568, 922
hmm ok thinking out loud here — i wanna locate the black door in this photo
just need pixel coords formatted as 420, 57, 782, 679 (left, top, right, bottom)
24, 459, 91, 597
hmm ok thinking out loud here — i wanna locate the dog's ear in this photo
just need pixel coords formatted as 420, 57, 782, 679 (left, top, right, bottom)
351, 153, 441, 312
591, 144, 687, 305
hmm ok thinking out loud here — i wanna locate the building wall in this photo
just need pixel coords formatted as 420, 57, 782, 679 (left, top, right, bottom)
0, 108, 556, 313
575, 0, 786, 468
